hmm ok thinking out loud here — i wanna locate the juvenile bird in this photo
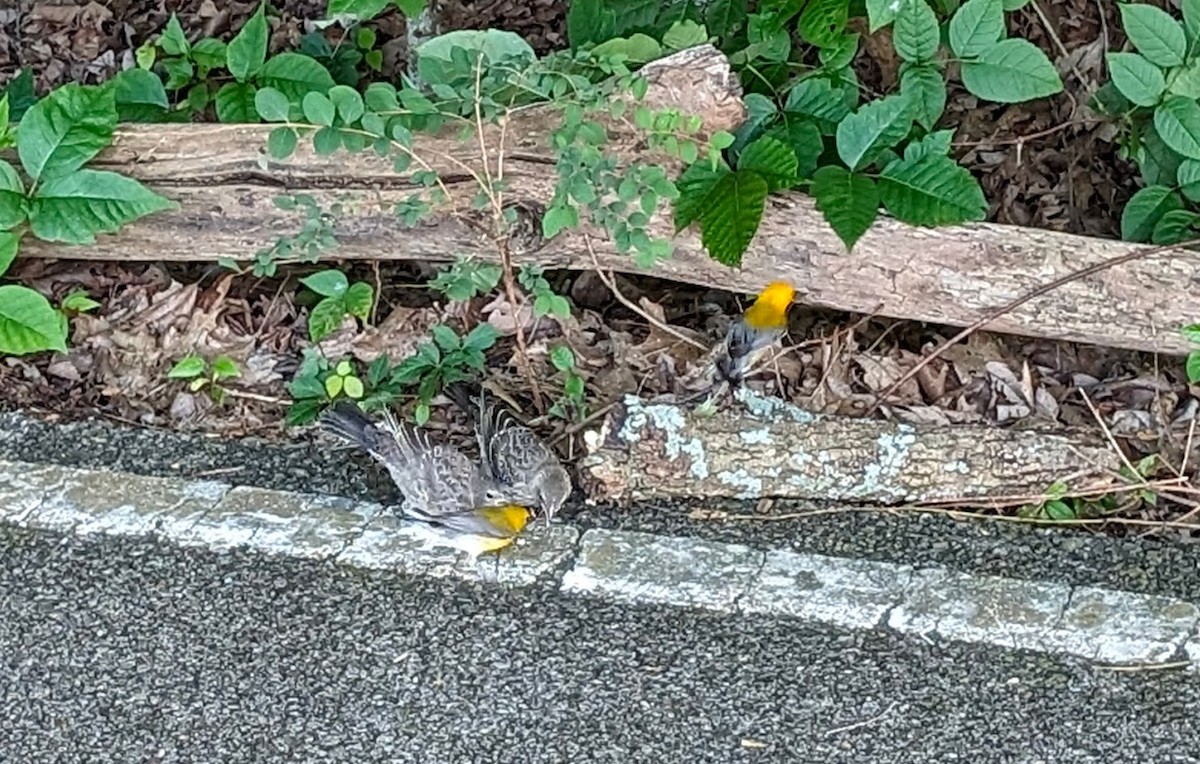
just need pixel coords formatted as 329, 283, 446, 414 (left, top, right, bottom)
319, 401, 533, 561
714, 280, 796, 386
444, 381, 572, 524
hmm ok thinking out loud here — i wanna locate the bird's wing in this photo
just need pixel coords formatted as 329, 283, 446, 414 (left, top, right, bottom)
375, 408, 480, 518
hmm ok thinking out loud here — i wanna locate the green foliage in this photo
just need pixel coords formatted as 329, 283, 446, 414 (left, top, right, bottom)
287, 349, 406, 426
518, 265, 571, 319
220, 195, 341, 277
429, 257, 503, 301
1183, 323, 1200, 382
299, 269, 375, 343
167, 353, 242, 403
388, 323, 500, 423
0, 83, 177, 357
1019, 457, 1161, 521
548, 344, 588, 421
1098, 1, 1200, 244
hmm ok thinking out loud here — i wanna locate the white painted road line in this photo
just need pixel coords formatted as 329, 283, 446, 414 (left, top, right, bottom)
2, 458, 1199, 668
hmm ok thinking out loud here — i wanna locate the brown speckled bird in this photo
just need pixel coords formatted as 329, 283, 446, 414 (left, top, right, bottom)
444, 381, 572, 524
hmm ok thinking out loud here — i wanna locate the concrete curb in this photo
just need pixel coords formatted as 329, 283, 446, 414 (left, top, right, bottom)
2, 458, 1197, 668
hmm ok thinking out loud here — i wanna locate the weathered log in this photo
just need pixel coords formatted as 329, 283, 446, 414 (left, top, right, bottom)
577, 390, 1120, 505
14, 44, 1200, 356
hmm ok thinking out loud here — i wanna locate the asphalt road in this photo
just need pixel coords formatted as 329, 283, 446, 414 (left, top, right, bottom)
2, 526, 1199, 764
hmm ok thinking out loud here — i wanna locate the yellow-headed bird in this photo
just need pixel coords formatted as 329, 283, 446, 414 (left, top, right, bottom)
714, 280, 796, 385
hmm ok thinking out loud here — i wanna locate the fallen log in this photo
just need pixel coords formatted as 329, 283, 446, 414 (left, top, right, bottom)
578, 390, 1121, 505
14, 45, 1200, 356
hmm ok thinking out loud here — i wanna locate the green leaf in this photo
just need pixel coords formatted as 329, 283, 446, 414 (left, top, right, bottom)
0, 230, 20, 277
313, 127, 341, 155
900, 63, 947, 131
1168, 60, 1200, 99
17, 84, 116, 182
542, 203, 577, 238
110, 68, 170, 120
663, 20, 709, 50
28, 170, 177, 245
0, 159, 26, 230
0, 285, 66, 355
699, 171, 768, 267
784, 77, 852, 125
1187, 351, 1200, 383
798, 0, 849, 47
706, 0, 748, 38
430, 325, 460, 352
301, 269, 350, 297
878, 153, 989, 225
866, 0, 899, 31
1154, 96, 1200, 160
836, 94, 913, 171
1044, 499, 1075, 521
0, 68, 36, 123
192, 38, 229, 72
328, 85, 365, 124
303, 92, 337, 126
673, 160, 729, 232
1150, 209, 1200, 244
267, 127, 298, 159
1183, 323, 1200, 343
1178, 159, 1200, 201
811, 166, 880, 251
763, 119, 823, 180
1106, 52, 1166, 107
258, 53, 338, 103
1186, 0, 1200, 46
959, 39, 1063, 103
327, 0, 394, 19
168, 355, 207, 379
159, 14, 191, 57
1120, 3, 1187, 68
343, 375, 365, 399
550, 345, 576, 372
309, 296, 346, 342
325, 373, 345, 398
254, 87, 291, 122
211, 356, 241, 380
60, 289, 100, 313
226, 2, 269, 81
948, 0, 1005, 59
894, 0, 940, 64
463, 323, 499, 352
737, 135, 798, 191
215, 82, 258, 122
1120, 184, 1182, 241
343, 281, 374, 321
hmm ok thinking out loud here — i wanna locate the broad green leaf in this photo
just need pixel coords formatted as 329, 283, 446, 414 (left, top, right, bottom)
894, 0, 940, 64
879, 153, 989, 225
303, 92, 337, 126
215, 82, 257, 123
785, 76, 853, 125
699, 171, 768, 266
308, 296, 346, 342
159, 14, 190, 57
0, 68, 36, 123
836, 94, 913, 171
343, 375, 364, 399
344, 281, 373, 321
0, 230, 19, 277
0, 159, 25, 230
17, 84, 116, 181
705, 0, 748, 38
763, 119, 823, 180
1151, 209, 1200, 244
1106, 52, 1166, 107
730, 93, 778, 154
28, 170, 177, 245
591, 34, 663, 63
1120, 3, 1187, 68
258, 53, 337, 103
1168, 60, 1200, 99
463, 323, 499, 352
162, 58, 195, 91
663, 20, 709, 50
60, 289, 100, 313
192, 38, 228, 72
168, 355, 207, 379
301, 269, 350, 298
949, 0, 1005, 59
1186, 0, 1200, 47
325, 373, 344, 398
1136, 117, 1184, 185
542, 203, 578, 238
900, 62, 947, 130
959, 39, 1063, 103
798, 0, 848, 47
110, 68, 169, 120
0, 284, 68, 355
1154, 96, 1200, 160
267, 127, 298, 159
737, 135, 799, 191
1183, 323, 1200, 343
746, 13, 792, 61
550, 345, 575, 372
327, 0, 393, 18
903, 128, 955, 161
1188, 351, 1200, 383
1178, 159, 1200, 201
866, 0, 900, 31
811, 166, 880, 251
1120, 184, 1182, 241
226, 2, 268, 81
254, 87, 291, 122
673, 160, 729, 232
819, 33, 860, 70
328, 85, 365, 124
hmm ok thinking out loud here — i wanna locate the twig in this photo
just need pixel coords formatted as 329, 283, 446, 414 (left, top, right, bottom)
549, 401, 618, 446
1077, 387, 1141, 485
1094, 660, 1193, 673
823, 702, 898, 738
866, 237, 1200, 416
583, 235, 707, 352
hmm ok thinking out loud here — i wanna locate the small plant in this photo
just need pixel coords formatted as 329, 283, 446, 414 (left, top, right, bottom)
548, 344, 587, 421
287, 350, 412, 425
167, 354, 241, 403
429, 256, 502, 301
1019, 456, 1161, 520
299, 268, 374, 342
390, 323, 500, 423
518, 265, 571, 319
220, 195, 341, 277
